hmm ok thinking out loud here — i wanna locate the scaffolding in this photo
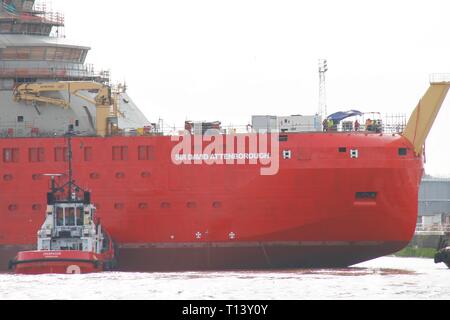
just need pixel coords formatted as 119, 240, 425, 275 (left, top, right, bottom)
0, 0, 64, 37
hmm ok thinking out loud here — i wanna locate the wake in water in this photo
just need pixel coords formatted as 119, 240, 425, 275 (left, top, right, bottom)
0, 257, 449, 300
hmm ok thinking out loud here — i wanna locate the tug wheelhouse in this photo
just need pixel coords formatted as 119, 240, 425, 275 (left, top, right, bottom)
9, 131, 116, 275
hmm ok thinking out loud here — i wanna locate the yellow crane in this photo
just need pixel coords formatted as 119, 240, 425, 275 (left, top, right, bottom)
13, 81, 120, 137
403, 76, 450, 155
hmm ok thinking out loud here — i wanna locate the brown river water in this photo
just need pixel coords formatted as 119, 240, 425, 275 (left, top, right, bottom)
0, 257, 448, 300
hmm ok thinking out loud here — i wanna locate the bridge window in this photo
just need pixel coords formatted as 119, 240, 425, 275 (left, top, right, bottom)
65, 208, 75, 226
0, 46, 84, 63
76, 208, 83, 226
56, 207, 64, 226
56, 207, 84, 227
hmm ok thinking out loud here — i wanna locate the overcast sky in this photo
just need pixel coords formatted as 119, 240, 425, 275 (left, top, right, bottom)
50, 0, 450, 176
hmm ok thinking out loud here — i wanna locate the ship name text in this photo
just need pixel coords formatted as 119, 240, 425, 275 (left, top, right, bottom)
171, 131, 280, 176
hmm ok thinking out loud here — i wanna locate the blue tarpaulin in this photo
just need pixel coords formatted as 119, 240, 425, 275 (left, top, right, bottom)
327, 110, 363, 122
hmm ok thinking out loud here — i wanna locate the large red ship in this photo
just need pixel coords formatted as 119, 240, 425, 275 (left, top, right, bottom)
0, 0, 448, 272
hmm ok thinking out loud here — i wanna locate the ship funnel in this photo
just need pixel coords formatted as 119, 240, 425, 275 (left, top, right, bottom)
403, 74, 450, 155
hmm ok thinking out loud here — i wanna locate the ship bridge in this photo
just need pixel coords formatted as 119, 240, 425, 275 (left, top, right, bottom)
0, 0, 152, 137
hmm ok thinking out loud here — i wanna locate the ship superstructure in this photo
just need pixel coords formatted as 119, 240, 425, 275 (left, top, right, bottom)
0, 0, 151, 137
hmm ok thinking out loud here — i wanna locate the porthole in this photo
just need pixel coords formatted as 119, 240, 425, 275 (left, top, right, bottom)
161, 202, 171, 209
187, 202, 197, 209
116, 172, 125, 179
3, 174, 13, 181
139, 203, 148, 210
90, 172, 100, 179
141, 171, 151, 178
114, 203, 124, 210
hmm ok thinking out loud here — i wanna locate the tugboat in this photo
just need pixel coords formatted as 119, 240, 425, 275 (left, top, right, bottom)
435, 236, 450, 269
9, 128, 116, 275
435, 249, 450, 269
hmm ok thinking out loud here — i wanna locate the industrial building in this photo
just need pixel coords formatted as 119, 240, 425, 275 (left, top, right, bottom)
418, 176, 450, 230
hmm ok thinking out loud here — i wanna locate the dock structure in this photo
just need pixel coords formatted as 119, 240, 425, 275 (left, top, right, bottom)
410, 177, 450, 250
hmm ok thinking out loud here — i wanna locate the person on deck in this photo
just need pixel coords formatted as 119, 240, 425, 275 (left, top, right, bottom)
355, 120, 360, 132
328, 119, 334, 132
323, 119, 329, 132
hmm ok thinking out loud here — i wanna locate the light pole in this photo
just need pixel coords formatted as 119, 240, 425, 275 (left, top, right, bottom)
318, 59, 328, 121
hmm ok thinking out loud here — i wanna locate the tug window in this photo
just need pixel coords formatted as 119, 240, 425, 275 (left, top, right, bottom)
66, 208, 76, 226
56, 207, 64, 226
76, 208, 83, 226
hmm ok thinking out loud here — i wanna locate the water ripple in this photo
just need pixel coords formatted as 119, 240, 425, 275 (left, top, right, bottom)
0, 257, 449, 300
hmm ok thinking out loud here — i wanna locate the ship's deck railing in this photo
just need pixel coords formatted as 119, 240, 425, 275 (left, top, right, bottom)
160, 124, 407, 137
430, 73, 450, 84
0, 63, 110, 81
0, 123, 410, 139
0, 0, 65, 26
415, 224, 450, 235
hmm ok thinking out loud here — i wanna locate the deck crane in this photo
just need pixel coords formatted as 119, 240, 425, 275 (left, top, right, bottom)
13, 81, 120, 137
403, 75, 450, 155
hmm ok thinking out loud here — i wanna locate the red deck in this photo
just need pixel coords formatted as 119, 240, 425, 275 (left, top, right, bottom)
0, 132, 423, 271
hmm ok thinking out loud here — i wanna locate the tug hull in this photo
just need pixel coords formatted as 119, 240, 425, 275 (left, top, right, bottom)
11, 251, 112, 275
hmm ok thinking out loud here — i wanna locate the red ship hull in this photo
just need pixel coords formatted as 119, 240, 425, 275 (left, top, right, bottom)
0, 132, 423, 271
11, 251, 113, 275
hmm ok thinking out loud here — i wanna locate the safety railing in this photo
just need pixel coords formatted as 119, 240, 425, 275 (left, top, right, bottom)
415, 224, 450, 235
430, 73, 450, 84
0, 64, 110, 81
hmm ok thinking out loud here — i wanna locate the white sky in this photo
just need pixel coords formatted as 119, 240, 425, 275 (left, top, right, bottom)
50, 0, 450, 176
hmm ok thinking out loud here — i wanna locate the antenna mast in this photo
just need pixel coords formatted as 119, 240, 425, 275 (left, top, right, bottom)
318, 59, 328, 120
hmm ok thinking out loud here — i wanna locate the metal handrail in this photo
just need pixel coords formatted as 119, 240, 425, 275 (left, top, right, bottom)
415, 224, 450, 233
430, 73, 450, 84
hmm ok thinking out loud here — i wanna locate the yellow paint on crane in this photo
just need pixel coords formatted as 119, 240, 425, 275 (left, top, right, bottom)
13, 81, 119, 137
403, 78, 450, 155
